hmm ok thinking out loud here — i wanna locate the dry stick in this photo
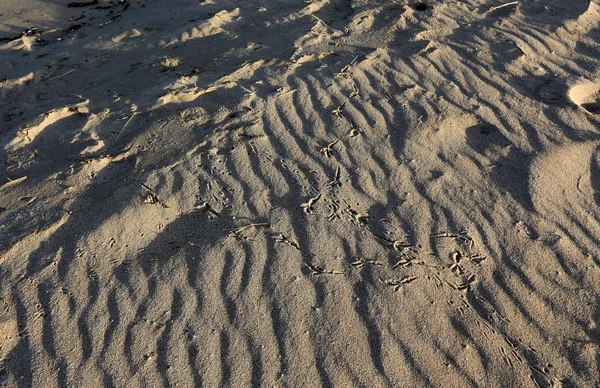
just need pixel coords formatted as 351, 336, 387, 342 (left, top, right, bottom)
42, 69, 56, 80
116, 112, 140, 140
487, 1, 518, 12
45, 68, 76, 82
310, 14, 328, 27
99, 15, 121, 27
240, 85, 257, 97
161, 40, 176, 49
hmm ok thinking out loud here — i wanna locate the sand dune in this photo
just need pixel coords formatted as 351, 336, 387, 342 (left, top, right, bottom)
1, 0, 600, 386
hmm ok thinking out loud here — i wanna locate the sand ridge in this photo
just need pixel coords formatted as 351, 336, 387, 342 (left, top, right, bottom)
1, 0, 600, 386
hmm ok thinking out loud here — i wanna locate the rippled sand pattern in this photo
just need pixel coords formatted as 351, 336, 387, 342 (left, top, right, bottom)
1, 0, 600, 386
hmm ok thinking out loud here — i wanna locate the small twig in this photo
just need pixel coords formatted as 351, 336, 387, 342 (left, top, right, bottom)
99, 15, 121, 27
240, 85, 257, 97
116, 112, 140, 139
161, 40, 176, 49
487, 1, 518, 13
1, 176, 27, 189
45, 68, 75, 82
310, 14, 328, 27
42, 69, 56, 80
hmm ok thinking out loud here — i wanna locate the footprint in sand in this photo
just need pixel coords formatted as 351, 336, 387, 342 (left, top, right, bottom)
568, 81, 600, 114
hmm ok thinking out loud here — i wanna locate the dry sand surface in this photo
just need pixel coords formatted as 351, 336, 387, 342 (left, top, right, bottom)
1, 0, 600, 386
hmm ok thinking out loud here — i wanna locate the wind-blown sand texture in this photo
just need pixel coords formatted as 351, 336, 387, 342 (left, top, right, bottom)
1, 0, 600, 386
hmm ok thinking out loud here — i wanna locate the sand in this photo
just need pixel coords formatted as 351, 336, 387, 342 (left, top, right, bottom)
1, 0, 600, 386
